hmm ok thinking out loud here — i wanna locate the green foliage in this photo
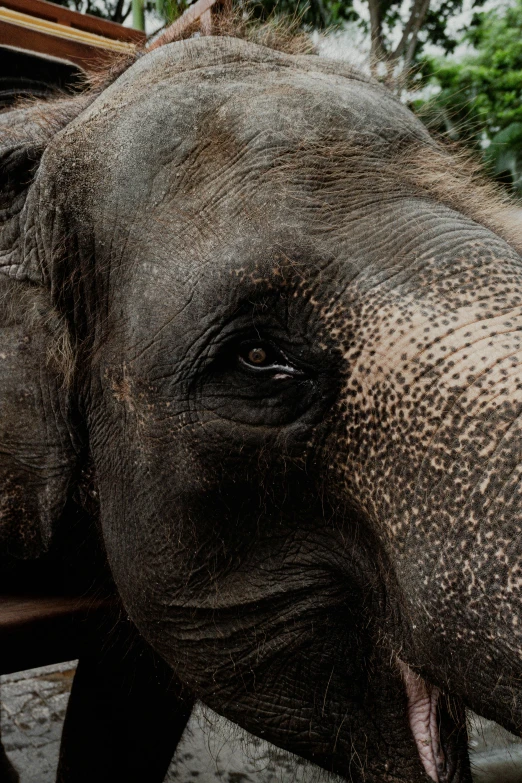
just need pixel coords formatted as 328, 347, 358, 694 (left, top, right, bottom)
421, 0, 478, 55
485, 122, 522, 189
414, 1, 522, 191
154, 0, 188, 23
254, 0, 476, 53
253, 0, 483, 92
371, 0, 473, 56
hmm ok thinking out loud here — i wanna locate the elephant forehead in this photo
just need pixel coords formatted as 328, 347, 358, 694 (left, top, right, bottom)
54, 37, 428, 201
78, 35, 420, 136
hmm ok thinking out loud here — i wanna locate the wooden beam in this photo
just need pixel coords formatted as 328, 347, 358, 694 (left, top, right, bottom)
0, 7, 139, 51
0, 0, 144, 42
0, 595, 114, 675
0, 18, 126, 68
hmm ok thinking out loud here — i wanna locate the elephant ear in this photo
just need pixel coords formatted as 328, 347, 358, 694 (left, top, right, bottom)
0, 97, 88, 558
0, 96, 88, 281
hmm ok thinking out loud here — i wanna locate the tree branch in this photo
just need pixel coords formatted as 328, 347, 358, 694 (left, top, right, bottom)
112, 0, 126, 23
392, 0, 431, 62
309, 0, 328, 28
120, 0, 132, 21
367, 0, 387, 66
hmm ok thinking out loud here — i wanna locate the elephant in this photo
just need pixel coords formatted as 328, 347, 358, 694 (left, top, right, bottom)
2, 26, 522, 783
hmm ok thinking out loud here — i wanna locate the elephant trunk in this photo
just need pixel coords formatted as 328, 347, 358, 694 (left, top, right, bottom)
331, 232, 522, 733
397, 328, 522, 729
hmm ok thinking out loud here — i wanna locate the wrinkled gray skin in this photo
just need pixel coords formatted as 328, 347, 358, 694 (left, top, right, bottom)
2, 35, 522, 783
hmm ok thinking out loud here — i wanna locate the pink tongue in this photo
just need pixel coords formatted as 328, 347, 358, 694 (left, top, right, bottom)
398, 660, 445, 782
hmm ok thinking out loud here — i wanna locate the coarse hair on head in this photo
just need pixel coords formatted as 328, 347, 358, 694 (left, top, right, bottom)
86, 1, 316, 93
266, 131, 522, 257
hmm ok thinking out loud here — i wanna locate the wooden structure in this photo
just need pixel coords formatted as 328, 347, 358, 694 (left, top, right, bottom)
1, 42, 79, 107
0, 0, 144, 69
0, 0, 146, 109
155, 0, 220, 40
0, 0, 226, 107
0, 595, 112, 675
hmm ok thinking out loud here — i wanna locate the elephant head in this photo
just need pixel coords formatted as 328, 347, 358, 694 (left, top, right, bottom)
3, 33, 522, 783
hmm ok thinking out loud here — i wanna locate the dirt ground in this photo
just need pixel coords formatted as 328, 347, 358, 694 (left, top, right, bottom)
2, 663, 522, 783
0, 663, 322, 783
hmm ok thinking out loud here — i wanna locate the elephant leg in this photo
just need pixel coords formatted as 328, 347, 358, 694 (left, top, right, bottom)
56, 626, 194, 783
0, 737, 18, 783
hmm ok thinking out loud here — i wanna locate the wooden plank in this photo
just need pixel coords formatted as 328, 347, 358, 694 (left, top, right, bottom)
0, 596, 106, 628
1, 0, 144, 42
0, 595, 114, 675
0, 18, 123, 68
0, 8, 137, 51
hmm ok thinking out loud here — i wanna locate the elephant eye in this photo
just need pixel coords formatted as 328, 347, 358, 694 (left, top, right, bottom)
246, 346, 268, 365
237, 341, 302, 377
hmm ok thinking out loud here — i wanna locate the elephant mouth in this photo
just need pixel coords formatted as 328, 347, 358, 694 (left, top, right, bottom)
398, 660, 467, 783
